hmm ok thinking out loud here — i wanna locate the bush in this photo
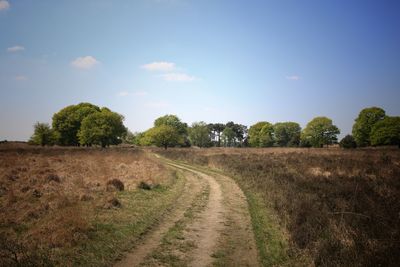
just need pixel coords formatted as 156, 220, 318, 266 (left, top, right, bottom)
106, 179, 124, 191
138, 181, 152, 190
339, 135, 357, 149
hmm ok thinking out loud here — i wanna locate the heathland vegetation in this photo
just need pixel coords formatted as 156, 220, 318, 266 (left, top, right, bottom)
30, 103, 400, 149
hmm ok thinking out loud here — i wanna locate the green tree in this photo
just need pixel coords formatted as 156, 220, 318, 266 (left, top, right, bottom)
144, 125, 180, 149
226, 121, 247, 146
52, 103, 100, 146
154, 114, 189, 146
208, 123, 225, 147
259, 123, 274, 147
339, 135, 357, 149
352, 107, 386, 147
273, 122, 301, 147
370, 116, 400, 147
301, 117, 340, 148
78, 109, 127, 147
248, 122, 269, 147
221, 127, 236, 147
189, 122, 211, 148
29, 122, 57, 146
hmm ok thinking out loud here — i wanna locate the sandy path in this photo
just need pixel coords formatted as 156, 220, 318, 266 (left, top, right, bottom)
114, 170, 205, 267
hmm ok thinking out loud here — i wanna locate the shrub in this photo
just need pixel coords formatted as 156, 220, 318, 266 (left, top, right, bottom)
106, 179, 124, 191
339, 135, 357, 149
138, 181, 152, 190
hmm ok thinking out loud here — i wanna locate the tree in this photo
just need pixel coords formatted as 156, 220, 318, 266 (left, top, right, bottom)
248, 122, 269, 147
154, 114, 188, 146
259, 123, 274, 147
226, 122, 247, 146
209, 123, 225, 147
78, 109, 127, 147
221, 127, 236, 147
273, 122, 301, 147
52, 103, 100, 146
339, 135, 357, 149
301, 117, 340, 148
29, 122, 57, 146
189, 122, 211, 148
370, 116, 400, 147
352, 107, 386, 147
144, 125, 180, 149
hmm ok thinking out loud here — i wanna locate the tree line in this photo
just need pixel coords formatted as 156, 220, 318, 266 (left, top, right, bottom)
30, 103, 400, 149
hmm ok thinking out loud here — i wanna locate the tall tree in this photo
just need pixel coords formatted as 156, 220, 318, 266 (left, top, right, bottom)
209, 123, 225, 147
301, 117, 340, 148
259, 122, 274, 147
52, 103, 100, 146
248, 122, 269, 147
154, 114, 188, 146
144, 125, 180, 149
29, 122, 57, 146
221, 127, 236, 147
189, 122, 211, 148
352, 107, 386, 147
274, 122, 301, 147
78, 108, 126, 147
370, 116, 400, 147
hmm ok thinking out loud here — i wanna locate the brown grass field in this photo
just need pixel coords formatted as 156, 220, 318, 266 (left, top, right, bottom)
0, 143, 180, 266
158, 147, 400, 266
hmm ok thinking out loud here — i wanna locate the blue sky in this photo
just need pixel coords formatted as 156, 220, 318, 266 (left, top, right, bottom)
1, 0, 399, 141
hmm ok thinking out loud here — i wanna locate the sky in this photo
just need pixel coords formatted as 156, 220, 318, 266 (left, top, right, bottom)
1, 0, 400, 141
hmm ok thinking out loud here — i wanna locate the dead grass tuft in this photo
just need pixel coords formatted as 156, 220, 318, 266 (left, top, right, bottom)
107, 178, 125, 191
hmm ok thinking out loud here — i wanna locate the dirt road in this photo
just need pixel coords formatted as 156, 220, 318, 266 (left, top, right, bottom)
115, 158, 259, 267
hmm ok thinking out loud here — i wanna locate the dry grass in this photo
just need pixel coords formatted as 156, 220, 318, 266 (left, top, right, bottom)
158, 147, 400, 266
0, 143, 175, 266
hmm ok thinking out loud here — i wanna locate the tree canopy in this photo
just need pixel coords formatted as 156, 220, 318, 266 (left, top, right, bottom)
370, 116, 400, 147
352, 107, 386, 147
274, 122, 301, 147
189, 122, 211, 148
259, 122, 274, 147
248, 122, 269, 147
144, 125, 180, 149
29, 122, 57, 146
301, 117, 340, 148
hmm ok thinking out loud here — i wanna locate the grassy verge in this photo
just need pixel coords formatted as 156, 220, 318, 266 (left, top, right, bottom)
52, 171, 186, 266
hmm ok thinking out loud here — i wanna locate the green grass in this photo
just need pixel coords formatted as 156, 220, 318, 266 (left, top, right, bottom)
53, 171, 186, 267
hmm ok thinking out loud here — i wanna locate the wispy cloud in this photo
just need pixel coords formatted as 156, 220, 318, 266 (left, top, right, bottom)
141, 61, 175, 72
71, 56, 99, 69
160, 72, 196, 82
0, 0, 10, 11
15, 75, 27, 81
145, 100, 169, 108
7, 45, 24, 52
286, 75, 300, 81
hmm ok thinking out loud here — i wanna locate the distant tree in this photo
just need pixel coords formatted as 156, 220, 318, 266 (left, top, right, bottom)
154, 114, 189, 146
52, 103, 100, 146
144, 125, 180, 149
29, 122, 57, 146
352, 107, 386, 147
221, 127, 236, 147
248, 122, 269, 147
209, 123, 225, 147
78, 109, 127, 147
273, 122, 301, 147
370, 116, 400, 147
226, 122, 247, 146
122, 130, 136, 144
301, 117, 340, 148
189, 122, 212, 148
339, 135, 357, 149
259, 122, 274, 147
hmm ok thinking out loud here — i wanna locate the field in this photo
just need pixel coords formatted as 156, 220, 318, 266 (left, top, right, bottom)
0, 143, 182, 266
158, 147, 400, 266
1, 143, 399, 266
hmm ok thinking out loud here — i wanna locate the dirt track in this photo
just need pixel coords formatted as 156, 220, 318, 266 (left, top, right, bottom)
115, 158, 259, 267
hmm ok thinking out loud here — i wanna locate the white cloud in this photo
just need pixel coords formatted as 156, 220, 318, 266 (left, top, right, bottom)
71, 56, 99, 69
160, 72, 196, 82
141, 61, 175, 72
7, 46, 24, 52
145, 101, 169, 108
286, 75, 300, 81
0, 0, 10, 11
15, 75, 27, 81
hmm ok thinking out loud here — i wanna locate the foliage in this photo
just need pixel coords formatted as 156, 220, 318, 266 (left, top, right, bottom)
208, 123, 225, 147
352, 107, 386, 147
259, 122, 274, 147
154, 114, 188, 146
226, 121, 247, 146
221, 127, 236, 147
78, 109, 127, 147
52, 103, 100, 146
29, 122, 57, 146
339, 135, 357, 149
301, 117, 340, 148
144, 125, 181, 149
273, 122, 301, 147
189, 121, 212, 148
370, 116, 400, 146
248, 122, 269, 147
